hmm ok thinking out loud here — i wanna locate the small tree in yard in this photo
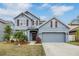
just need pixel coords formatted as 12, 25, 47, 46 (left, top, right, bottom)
75, 28, 79, 41
14, 31, 28, 45
4, 25, 12, 42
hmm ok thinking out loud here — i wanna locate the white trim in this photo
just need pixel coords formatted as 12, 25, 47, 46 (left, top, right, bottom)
27, 30, 30, 41
38, 17, 69, 29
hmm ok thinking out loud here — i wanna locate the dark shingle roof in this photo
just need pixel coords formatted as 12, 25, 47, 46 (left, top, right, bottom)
25, 11, 40, 20
70, 16, 79, 25
0, 19, 8, 24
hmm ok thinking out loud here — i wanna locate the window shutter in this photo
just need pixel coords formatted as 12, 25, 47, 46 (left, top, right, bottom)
50, 21, 52, 27
55, 21, 58, 28
17, 19, 19, 26
36, 20, 38, 25
27, 20, 28, 26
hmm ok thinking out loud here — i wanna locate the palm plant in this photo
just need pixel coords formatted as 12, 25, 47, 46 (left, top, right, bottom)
14, 31, 28, 45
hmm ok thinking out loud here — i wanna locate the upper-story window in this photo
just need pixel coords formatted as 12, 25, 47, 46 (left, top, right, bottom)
55, 21, 58, 28
17, 19, 19, 26
32, 21, 34, 25
21, 23, 23, 26
50, 21, 53, 28
36, 20, 38, 25
26, 20, 29, 26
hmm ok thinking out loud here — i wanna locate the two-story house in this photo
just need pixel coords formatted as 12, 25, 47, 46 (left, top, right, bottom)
14, 11, 45, 41
13, 11, 69, 42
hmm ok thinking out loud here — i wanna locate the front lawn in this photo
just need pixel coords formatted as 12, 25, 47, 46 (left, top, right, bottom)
67, 41, 79, 46
0, 42, 45, 56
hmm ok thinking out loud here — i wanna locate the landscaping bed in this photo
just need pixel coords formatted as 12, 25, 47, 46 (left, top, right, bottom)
0, 42, 45, 56
67, 41, 79, 46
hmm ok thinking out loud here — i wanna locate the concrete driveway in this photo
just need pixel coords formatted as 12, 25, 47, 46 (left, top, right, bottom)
43, 43, 79, 56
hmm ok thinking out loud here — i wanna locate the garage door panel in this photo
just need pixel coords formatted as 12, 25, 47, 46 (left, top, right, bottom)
42, 32, 65, 42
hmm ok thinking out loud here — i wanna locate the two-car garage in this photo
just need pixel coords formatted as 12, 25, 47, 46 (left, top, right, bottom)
38, 18, 69, 43
42, 32, 66, 42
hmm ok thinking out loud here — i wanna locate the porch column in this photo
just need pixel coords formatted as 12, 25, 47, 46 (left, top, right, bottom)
27, 30, 30, 42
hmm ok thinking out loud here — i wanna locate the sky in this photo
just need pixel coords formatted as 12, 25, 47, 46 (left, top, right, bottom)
0, 3, 79, 24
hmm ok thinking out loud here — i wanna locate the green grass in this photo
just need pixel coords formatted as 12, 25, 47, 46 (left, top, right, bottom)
67, 41, 79, 46
0, 42, 45, 56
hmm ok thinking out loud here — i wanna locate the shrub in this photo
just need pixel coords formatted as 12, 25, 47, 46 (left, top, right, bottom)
14, 31, 28, 44
36, 36, 41, 43
22, 34, 28, 41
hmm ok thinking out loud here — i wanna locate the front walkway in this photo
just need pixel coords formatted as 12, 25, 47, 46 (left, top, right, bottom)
43, 43, 79, 56
29, 41, 35, 45
29, 41, 41, 45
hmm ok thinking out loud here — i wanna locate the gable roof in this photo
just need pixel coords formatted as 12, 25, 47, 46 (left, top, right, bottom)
68, 25, 79, 31
0, 19, 8, 24
38, 17, 70, 29
14, 11, 40, 21
25, 11, 40, 20
0, 19, 14, 26
70, 26, 79, 32
14, 12, 34, 21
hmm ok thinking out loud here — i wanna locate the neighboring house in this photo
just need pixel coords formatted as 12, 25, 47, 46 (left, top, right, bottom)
0, 19, 14, 41
14, 11, 69, 42
69, 16, 79, 41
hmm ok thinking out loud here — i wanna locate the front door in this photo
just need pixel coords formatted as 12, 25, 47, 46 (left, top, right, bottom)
31, 31, 37, 41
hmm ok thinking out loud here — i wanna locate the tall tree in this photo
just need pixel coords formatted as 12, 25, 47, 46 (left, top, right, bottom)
4, 25, 12, 41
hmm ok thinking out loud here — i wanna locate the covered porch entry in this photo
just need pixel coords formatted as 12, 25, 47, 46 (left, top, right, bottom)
28, 29, 38, 41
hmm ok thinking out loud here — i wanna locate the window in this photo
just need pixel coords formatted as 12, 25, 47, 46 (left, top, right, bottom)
32, 21, 34, 25
17, 19, 19, 26
21, 23, 23, 26
36, 20, 38, 25
55, 21, 58, 28
26, 20, 28, 26
50, 21, 53, 28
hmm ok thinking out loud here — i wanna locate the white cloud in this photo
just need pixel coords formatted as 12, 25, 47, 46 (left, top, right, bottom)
50, 5, 74, 16
0, 3, 32, 21
38, 3, 51, 9
40, 4, 49, 8
4, 3, 32, 11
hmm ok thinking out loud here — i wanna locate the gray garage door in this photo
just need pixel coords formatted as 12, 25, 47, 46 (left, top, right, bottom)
42, 32, 65, 42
